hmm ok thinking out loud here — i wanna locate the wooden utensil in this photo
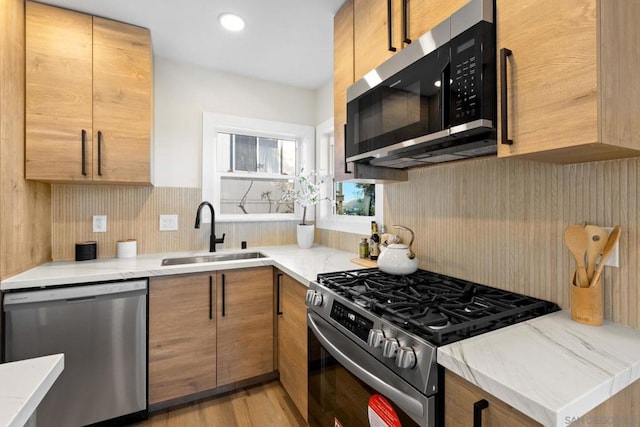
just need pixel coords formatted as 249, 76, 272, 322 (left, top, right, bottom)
585, 225, 609, 280
589, 226, 621, 288
564, 225, 590, 288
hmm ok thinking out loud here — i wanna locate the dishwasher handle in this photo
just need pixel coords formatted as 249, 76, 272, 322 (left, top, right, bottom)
3, 280, 147, 307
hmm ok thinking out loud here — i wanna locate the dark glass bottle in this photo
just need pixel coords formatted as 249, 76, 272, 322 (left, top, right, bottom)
369, 221, 380, 261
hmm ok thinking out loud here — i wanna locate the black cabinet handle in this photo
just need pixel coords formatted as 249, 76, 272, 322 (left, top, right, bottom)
402, 0, 411, 44
81, 129, 87, 176
221, 274, 226, 317
209, 275, 213, 320
276, 273, 283, 315
387, 0, 397, 52
500, 48, 513, 145
473, 399, 489, 427
344, 124, 352, 174
97, 130, 103, 175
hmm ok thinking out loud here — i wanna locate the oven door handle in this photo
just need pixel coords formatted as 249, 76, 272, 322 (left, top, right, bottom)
308, 312, 426, 420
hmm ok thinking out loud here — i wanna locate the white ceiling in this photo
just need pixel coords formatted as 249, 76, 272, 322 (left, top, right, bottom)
37, 0, 345, 90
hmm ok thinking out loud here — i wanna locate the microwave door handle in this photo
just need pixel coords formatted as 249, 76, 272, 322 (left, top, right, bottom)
441, 62, 451, 129
307, 312, 425, 419
343, 124, 352, 174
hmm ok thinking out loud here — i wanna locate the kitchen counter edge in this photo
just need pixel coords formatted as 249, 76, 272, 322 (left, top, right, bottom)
438, 310, 640, 426
0, 245, 362, 291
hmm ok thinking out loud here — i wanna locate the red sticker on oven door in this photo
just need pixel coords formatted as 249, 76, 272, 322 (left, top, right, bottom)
368, 394, 402, 427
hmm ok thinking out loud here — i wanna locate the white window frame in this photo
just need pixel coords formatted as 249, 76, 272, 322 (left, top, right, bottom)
202, 112, 315, 223
315, 118, 384, 235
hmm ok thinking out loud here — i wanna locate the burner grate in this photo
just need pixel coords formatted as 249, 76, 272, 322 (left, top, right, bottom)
317, 268, 560, 345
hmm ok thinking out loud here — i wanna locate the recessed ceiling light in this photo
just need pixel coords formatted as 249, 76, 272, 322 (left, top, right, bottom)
218, 12, 245, 32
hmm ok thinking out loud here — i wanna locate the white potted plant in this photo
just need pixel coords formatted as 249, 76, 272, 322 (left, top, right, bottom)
282, 167, 330, 248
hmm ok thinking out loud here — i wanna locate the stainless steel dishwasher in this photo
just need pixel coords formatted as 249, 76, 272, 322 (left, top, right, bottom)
3, 279, 147, 427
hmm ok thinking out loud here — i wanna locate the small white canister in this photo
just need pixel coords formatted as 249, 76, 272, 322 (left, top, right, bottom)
116, 239, 137, 258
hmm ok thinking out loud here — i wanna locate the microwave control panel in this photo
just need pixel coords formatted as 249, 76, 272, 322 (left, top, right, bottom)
450, 20, 495, 126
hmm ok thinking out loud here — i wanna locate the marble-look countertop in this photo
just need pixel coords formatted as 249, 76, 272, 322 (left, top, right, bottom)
438, 310, 640, 426
0, 354, 64, 427
0, 245, 363, 291
3, 245, 639, 426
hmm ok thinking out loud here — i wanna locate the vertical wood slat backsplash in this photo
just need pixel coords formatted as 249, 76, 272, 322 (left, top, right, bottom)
375, 157, 639, 328
51, 185, 297, 260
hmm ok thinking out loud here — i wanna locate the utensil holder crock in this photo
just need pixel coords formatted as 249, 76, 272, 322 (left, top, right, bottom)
570, 271, 603, 326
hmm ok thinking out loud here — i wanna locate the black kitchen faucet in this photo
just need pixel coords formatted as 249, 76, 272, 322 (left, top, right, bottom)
194, 201, 225, 252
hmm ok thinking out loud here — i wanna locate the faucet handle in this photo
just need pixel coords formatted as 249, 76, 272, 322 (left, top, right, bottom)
214, 233, 226, 244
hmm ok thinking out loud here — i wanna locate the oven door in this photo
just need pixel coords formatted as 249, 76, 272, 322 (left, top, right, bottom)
308, 311, 435, 427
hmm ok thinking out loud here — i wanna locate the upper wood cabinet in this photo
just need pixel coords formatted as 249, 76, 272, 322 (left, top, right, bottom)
333, 0, 354, 181
497, 0, 640, 162
276, 271, 308, 421
25, 1, 153, 184
407, 0, 469, 43
216, 267, 275, 387
353, 0, 402, 80
353, 0, 468, 81
148, 273, 216, 405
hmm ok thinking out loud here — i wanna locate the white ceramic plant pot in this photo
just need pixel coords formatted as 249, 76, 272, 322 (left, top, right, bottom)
297, 224, 315, 249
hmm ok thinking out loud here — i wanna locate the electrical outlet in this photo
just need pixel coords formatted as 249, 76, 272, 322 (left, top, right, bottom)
93, 215, 107, 233
600, 227, 620, 267
160, 214, 178, 231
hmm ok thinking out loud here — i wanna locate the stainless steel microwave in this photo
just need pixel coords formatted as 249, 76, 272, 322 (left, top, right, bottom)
345, 0, 496, 169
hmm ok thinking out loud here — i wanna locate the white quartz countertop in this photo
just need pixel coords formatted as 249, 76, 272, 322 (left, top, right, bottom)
438, 310, 640, 426
3, 245, 639, 426
0, 354, 64, 427
0, 245, 363, 290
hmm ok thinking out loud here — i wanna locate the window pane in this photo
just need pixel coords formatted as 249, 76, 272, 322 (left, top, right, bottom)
335, 182, 375, 216
281, 139, 296, 176
258, 138, 279, 173
234, 135, 257, 172
220, 177, 294, 215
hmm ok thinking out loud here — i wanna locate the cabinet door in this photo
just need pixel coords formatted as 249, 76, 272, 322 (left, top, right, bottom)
408, 0, 469, 42
276, 272, 308, 421
93, 17, 152, 184
217, 267, 275, 386
149, 273, 216, 404
25, 1, 93, 181
445, 370, 540, 426
333, 0, 354, 181
354, 0, 403, 80
496, 0, 598, 159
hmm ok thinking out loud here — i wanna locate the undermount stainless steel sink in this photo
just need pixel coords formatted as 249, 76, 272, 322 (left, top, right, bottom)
161, 252, 267, 266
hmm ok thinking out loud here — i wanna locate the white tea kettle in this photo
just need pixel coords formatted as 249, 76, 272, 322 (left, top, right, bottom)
377, 225, 419, 275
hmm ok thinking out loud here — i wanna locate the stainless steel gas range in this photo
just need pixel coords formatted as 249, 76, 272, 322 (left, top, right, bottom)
306, 268, 559, 427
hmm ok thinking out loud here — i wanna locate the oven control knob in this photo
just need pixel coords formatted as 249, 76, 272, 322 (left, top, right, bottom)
382, 337, 400, 358
367, 329, 385, 348
396, 346, 417, 369
305, 290, 323, 307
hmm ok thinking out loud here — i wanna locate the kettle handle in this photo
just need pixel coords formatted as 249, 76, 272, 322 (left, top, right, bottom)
392, 225, 416, 259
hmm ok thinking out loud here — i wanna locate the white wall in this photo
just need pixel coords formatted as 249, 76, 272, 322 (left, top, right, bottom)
315, 79, 333, 125
153, 57, 319, 187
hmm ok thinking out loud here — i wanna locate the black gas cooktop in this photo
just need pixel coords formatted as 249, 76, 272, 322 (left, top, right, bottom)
316, 268, 560, 346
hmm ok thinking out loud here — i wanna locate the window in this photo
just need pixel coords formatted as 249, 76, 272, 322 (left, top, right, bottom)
202, 113, 315, 222
315, 118, 383, 235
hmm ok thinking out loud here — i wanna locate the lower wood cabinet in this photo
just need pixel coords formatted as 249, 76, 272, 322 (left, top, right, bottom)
445, 369, 540, 426
276, 271, 308, 421
216, 267, 275, 386
148, 273, 216, 405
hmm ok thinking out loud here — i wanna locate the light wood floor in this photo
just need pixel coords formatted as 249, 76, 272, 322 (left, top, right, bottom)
135, 381, 307, 427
